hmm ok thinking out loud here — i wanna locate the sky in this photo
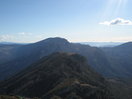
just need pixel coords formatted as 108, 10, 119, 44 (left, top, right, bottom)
0, 0, 132, 43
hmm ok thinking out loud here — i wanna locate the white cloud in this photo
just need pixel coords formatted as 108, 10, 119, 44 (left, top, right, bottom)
18, 32, 32, 35
0, 34, 14, 41
100, 18, 132, 25
0, 32, 45, 43
0, 32, 33, 42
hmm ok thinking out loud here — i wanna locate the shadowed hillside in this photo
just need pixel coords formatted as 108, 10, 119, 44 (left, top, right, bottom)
102, 42, 132, 78
0, 52, 116, 99
0, 37, 132, 81
0, 37, 112, 80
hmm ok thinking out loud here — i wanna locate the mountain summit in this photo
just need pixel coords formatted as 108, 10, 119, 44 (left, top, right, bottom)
38, 37, 69, 44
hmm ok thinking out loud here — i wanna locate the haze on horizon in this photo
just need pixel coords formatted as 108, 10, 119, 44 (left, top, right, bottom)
0, 0, 132, 43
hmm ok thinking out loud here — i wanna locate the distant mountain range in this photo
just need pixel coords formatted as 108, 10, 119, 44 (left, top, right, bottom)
0, 42, 28, 45
0, 37, 132, 81
79, 42, 123, 47
1, 52, 131, 99
0, 41, 124, 47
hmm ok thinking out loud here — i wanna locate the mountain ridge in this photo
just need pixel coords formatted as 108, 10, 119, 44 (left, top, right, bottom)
0, 52, 116, 99
0, 37, 132, 80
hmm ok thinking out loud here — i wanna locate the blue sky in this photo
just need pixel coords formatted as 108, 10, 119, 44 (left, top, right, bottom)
0, 0, 132, 43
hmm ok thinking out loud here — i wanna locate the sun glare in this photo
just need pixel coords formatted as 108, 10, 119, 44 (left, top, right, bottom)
101, 0, 128, 20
